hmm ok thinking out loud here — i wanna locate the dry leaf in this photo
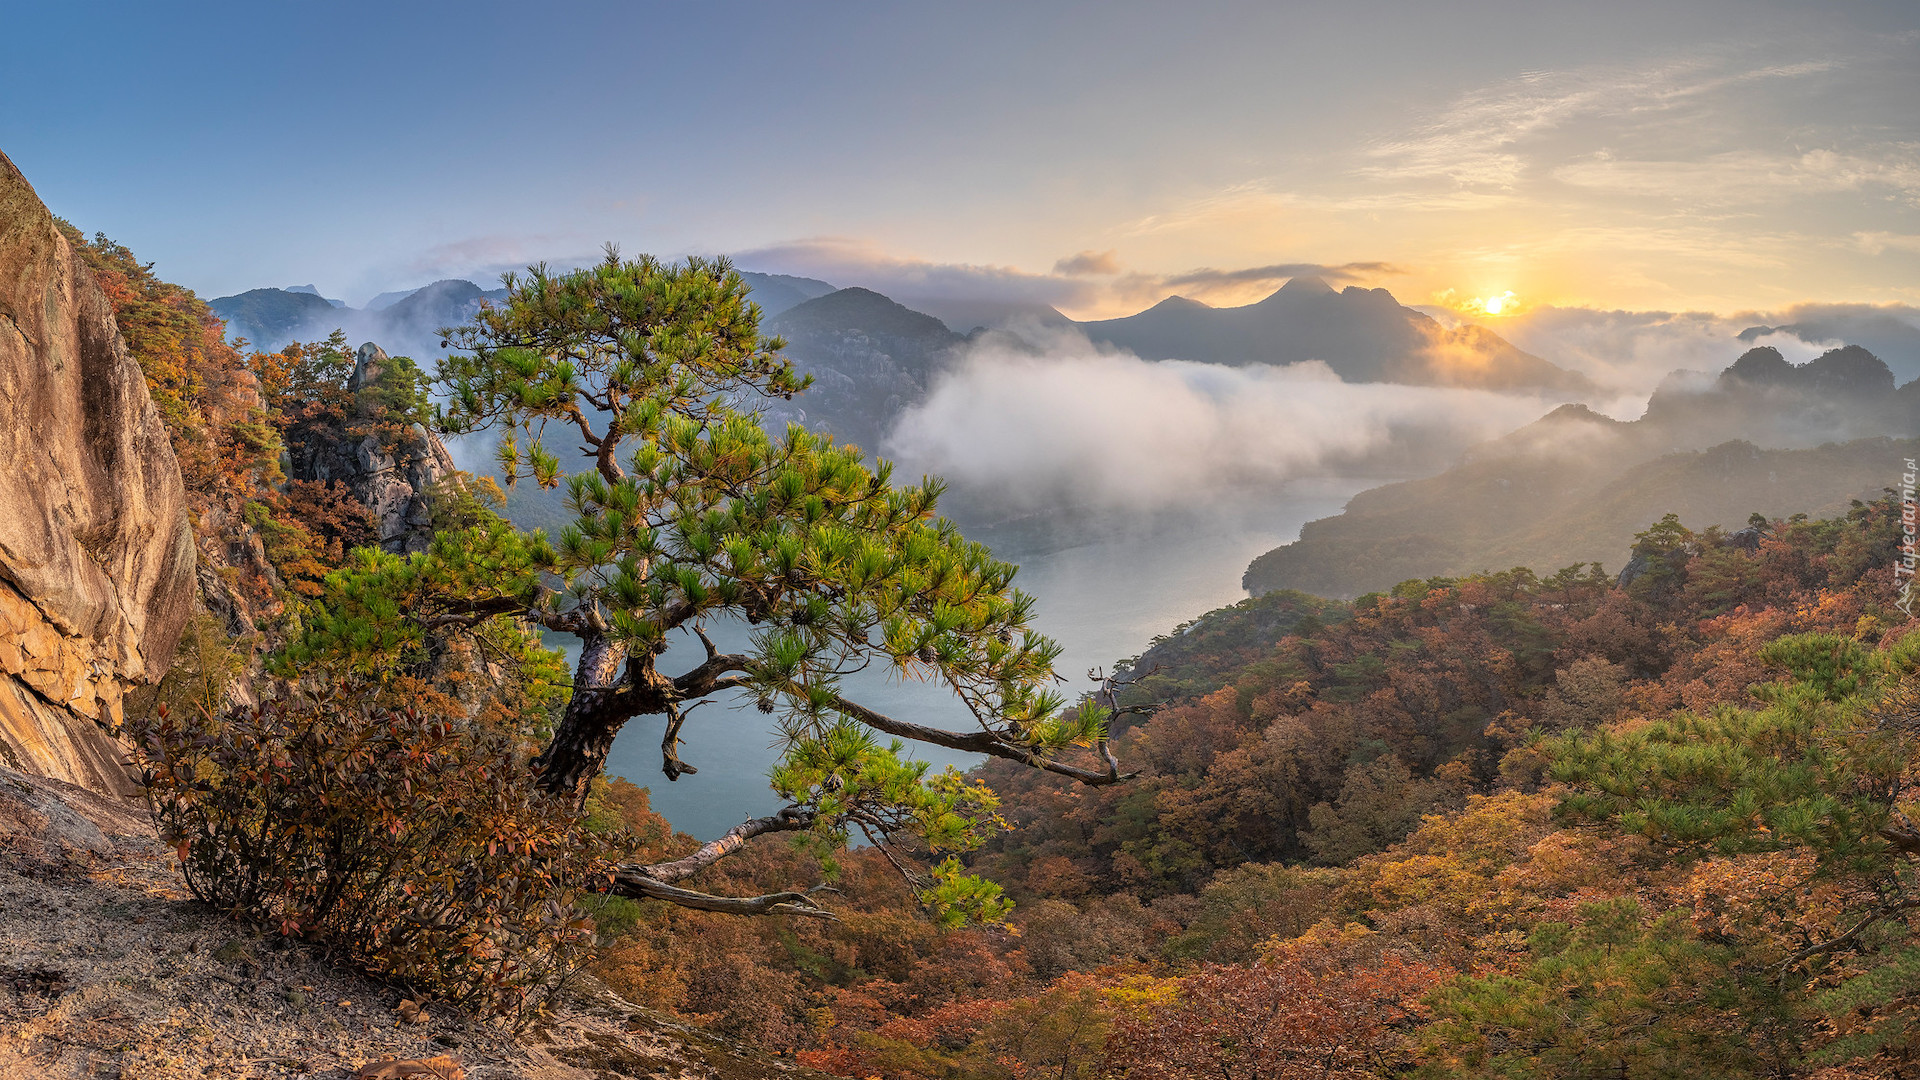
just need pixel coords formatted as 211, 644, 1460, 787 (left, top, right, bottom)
352, 1054, 465, 1080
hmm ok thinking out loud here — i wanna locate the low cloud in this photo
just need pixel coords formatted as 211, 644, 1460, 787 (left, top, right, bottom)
1164, 261, 1401, 291
732, 237, 1404, 321
731, 237, 1097, 310
883, 326, 1568, 514
1852, 232, 1920, 256
1054, 249, 1122, 276
1493, 302, 1920, 393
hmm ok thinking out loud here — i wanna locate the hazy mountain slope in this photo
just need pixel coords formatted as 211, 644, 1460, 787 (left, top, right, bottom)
903, 297, 1075, 334
1079, 275, 1595, 393
1247, 437, 1912, 598
210, 280, 510, 357
738, 270, 835, 317
759, 287, 964, 453
1244, 345, 1920, 598
208, 287, 342, 347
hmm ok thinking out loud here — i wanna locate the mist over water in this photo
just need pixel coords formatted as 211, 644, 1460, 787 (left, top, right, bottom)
883, 327, 1605, 512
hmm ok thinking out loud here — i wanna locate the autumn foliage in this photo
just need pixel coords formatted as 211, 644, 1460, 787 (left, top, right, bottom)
73, 224, 1920, 1075
574, 496, 1920, 1079
126, 694, 614, 1016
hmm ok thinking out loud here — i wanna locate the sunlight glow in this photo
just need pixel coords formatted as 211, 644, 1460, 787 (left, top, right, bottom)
1433, 288, 1526, 320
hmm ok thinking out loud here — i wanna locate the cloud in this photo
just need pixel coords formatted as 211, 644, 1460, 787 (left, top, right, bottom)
1163, 261, 1402, 291
1487, 304, 1902, 395
1361, 53, 1849, 193
731, 237, 1407, 320
1854, 232, 1920, 256
1552, 148, 1920, 205
1054, 249, 1121, 276
882, 326, 1569, 514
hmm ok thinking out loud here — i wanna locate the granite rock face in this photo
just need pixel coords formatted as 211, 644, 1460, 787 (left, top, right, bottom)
286, 342, 456, 555
0, 150, 197, 795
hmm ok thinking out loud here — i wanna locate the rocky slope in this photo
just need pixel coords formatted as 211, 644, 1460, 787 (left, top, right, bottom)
0, 766, 833, 1080
0, 151, 196, 796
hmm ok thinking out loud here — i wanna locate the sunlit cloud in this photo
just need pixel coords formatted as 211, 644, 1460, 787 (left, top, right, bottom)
1053, 249, 1122, 276
1437, 288, 1523, 318
1360, 54, 1847, 191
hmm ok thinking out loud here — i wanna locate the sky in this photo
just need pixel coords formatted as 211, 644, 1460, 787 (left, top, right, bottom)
4, 0, 1918, 320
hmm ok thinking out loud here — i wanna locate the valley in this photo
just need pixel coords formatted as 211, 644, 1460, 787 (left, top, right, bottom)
6, 8, 1920, 1074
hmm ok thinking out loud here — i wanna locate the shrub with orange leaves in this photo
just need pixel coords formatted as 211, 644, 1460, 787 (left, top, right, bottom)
127, 693, 616, 1017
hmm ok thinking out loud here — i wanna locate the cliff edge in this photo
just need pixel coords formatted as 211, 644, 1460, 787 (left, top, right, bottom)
0, 150, 195, 795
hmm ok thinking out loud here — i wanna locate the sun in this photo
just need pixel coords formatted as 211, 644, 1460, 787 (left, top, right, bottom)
1433, 288, 1525, 320
1477, 290, 1517, 316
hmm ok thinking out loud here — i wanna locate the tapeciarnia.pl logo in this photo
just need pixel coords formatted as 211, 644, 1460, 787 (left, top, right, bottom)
1900, 457, 1916, 619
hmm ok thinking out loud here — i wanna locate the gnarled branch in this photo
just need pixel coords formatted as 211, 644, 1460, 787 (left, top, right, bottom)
825, 693, 1133, 786
607, 873, 837, 920
628, 805, 817, 884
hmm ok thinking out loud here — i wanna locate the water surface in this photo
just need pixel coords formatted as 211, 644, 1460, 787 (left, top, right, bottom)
602, 480, 1368, 839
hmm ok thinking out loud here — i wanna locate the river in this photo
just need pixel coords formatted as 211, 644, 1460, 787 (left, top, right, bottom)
595, 479, 1369, 839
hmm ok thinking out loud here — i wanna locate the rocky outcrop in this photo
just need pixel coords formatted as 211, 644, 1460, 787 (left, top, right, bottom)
287, 343, 456, 555
0, 151, 196, 796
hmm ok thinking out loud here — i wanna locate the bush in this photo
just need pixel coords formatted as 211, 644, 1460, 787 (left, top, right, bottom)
127, 692, 615, 1017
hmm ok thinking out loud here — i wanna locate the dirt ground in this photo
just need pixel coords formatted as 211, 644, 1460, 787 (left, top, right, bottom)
0, 768, 826, 1080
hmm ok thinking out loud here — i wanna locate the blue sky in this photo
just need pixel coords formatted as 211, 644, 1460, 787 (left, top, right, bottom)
5, 0, 1918, 317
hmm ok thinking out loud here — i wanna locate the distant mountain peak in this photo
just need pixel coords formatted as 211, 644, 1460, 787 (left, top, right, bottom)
1147, 294, 1210, 312
1803, 344, 1897, 394
1719, 344, 1894, 395
1276, 275, 1335, 296
767, 287, 958, 344
1080, 275, 1587, 393
1722, 346, 1793, 384
1538, 402, 1625, 426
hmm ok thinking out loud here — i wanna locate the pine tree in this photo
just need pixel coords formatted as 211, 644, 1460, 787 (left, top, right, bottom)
282, 249, 1128, 921
1550, 630, 1920, 1070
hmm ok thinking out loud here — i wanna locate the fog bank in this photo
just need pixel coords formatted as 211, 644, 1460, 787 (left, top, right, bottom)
882, 328, 1606, 515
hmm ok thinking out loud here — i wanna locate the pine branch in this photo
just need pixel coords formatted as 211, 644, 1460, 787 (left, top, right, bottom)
621, 805, 818, 885
605, 873, 837, 919
825, 691, 1133, 786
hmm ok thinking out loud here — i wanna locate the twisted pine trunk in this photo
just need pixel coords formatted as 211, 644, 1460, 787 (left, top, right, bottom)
533, 631, 631, 806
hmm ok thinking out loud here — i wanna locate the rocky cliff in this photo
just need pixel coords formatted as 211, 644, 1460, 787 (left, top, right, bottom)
0, 151, 196, 795
287, 342, 456, 555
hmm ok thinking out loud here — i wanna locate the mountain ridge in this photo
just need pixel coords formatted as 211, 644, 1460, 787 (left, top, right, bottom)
1079, 277, 1597, 394
1244, 344, 1920, 598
